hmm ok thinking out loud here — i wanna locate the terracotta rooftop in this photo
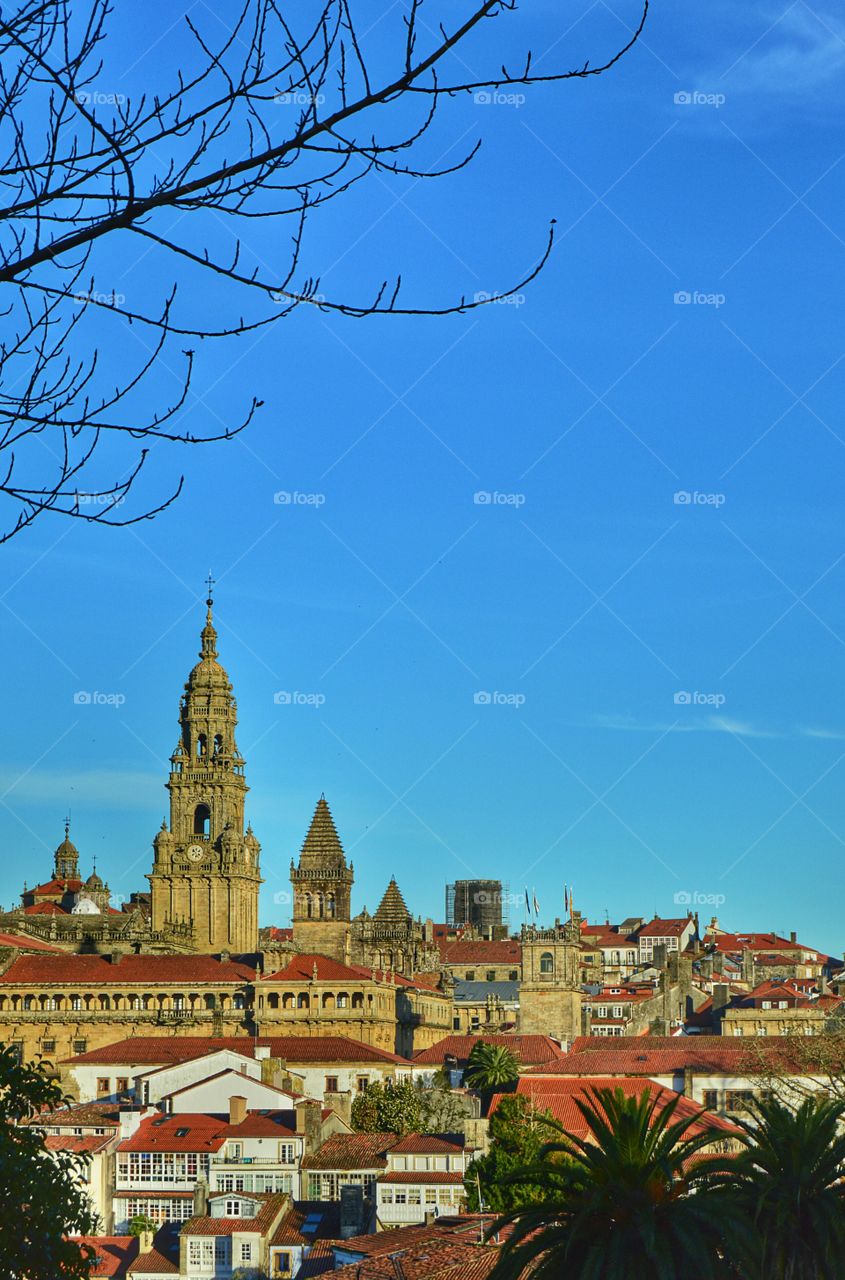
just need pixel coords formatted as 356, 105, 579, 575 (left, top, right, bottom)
389, 1133, 464, 1155
412, 1034, 564, 1066
0, 931, 65, 952
0, 953, 255, 985
271, 1200, 342, 1246
301, 1132, 398, 1171
439, 940, 521, 965
45, 1134, 113, 1155
496, 1077, 740, 1141
65, 1034, 407, 1066
637, 917, 693, 938
531, 1035, 845, 1077
117, 1113, 228, 1153
182, 1193, 286, 1237
263, 953, 438, 993
76, 1237, 137, 1278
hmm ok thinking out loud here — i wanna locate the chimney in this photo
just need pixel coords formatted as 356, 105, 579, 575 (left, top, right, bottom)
138, 1227, 155, 1255
295, 1098, 323, 1157
110, 951, 122, 965
229, 1095, 247, 1126
193, 1174, 209, 1217
712, 982, 730, 1013
340, 1184, 366, 1239
790, 931, 797, 945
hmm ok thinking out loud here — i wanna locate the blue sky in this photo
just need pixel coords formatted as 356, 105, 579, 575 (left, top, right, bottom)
3, 0, 845, 955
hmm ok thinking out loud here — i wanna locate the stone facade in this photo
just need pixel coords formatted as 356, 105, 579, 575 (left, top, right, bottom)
518, 920, 582, 1044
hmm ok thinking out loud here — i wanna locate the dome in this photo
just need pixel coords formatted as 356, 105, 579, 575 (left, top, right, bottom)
55, 835, 79, 861
72, 896, 100, 916
85, 870, 103, 889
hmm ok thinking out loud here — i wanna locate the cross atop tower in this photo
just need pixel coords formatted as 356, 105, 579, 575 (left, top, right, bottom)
205, 572, 215, 606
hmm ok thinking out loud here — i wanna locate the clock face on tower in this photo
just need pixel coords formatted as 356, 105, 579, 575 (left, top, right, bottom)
187, 844, 205, 862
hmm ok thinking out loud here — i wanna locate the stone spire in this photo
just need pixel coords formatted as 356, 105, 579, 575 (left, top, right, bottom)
298, 795, 348, 871
374, 876, 411, 924
199, 577, 218, 661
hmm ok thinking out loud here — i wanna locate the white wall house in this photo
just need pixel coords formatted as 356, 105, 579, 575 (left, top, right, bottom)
376, 1136, 474, 1227
135, 1049, 263, 1105
162, 1070, 301, 1114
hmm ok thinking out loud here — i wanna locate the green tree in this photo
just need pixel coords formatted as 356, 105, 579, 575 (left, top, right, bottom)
351, 1080, 422, 1136
719, 1094, 845, 1280
128, 1213, 157, 1238
488, 1086, 738, 1280
463, 1042, 520, 1092
0, 1045, 97, 1280
465, 1094, 560, 1213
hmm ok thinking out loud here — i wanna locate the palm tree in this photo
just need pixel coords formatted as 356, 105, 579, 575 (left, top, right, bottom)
488, 1086, 738, 1280
463, 1041, 520, 1092
716, 1094, 845, 1280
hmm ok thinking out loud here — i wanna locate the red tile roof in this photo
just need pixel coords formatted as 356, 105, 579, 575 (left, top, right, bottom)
271, 1201, 342, 1246
263, 953, 437, 992
496, 1077, 739, 1141
0, 954, 255, 985
23, 901, 67, 915
0, 931, 65, 952
412, 1034, 565, 1066
31, 1100, 122, 1128
301, 1132, 398, 1171
380, 1171, 466, 1185
531, 1035, 845, 1076
439, 941, 521, 965
75, 1238, 137, 1278
44, 1134, 113, 1154
65, 1034, 407, 1066
182, 1193, 286, 1237
31, 877, 83, 896
637, 917, 693, 938
331, 1234, 500, 1280
128, 1247, 178, 1276
389, 1134, 463, 1155
117, 1113, 228, 1153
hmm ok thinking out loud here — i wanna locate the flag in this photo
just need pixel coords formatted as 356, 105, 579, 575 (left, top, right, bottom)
524, 888, 530, 915
564, 884, 569, 913
532, 889, 540, 916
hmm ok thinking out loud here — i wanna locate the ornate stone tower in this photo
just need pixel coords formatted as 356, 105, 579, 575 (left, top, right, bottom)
519, 918, 583, 1045
149, 587, 262, 953
290, 796, 353, 962
54, 821, 80, 881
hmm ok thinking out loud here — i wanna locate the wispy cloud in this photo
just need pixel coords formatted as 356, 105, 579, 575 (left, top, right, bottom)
720, 2, 845, 99
588, 713, 781, 738
798, 725, 845, 740
0, 769, 159, 809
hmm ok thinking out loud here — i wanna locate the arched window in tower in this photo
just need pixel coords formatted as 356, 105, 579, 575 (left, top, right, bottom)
213, 734, 223, 757
196, 733, 207, 758
194, 804, 211, 836
540, 952, 554, 975
326, 895, 336, 919
305, 893, 313, 920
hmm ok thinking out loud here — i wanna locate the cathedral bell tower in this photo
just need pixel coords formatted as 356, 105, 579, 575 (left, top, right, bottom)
148, 584, 262, 953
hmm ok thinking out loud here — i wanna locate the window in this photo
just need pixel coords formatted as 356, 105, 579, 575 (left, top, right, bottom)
726, 1090, 755, 1113
539, 952, 554, 975
325, 1076, 339, 1094
97, 1078, 110, 1096
240, 1242, 253, 1263
465, 970, 475, 981
702, 1090, 719, 1111
612, 1006, 623, 1019
228, 1142, 242, 1160
193, 803, 210, 835
486, 971, 496, 982
275, 1254, 291, 1276
41, 1039, 56, 1055
72, 1039, 87, 1054
356, 1076, 370, 1092
70, 996, 82, 1011
509, 970, 519, 980
597, 1006, 607, 1018
225, 1198, 243, 1216
115, 1077, 129, 1093
425, 1189, 437, 1204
